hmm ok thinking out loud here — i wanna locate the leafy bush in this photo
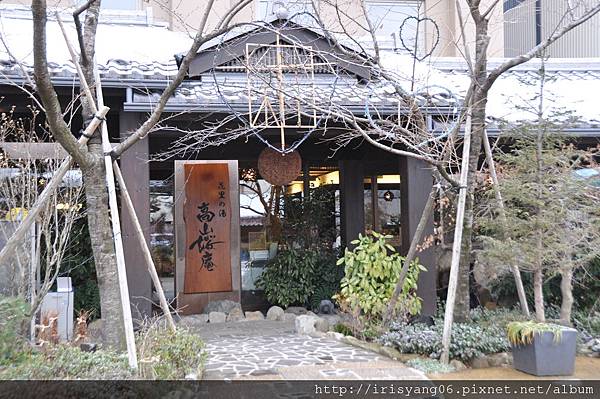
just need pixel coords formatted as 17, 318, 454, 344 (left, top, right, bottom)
337, 232, 425, 317
0, 296, 30, 365
260, 187, 342, 309
379, 308, 510, 362
137, 325, 206, 379
258, 248, 318, 308
406, 358, 455, 374
309, 251, 344, 311
0, 345, 133, 380
574, 310, 600, 338
333, 323, 354, 336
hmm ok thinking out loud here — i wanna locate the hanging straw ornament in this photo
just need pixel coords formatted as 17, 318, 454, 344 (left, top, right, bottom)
257, 147, 301, 186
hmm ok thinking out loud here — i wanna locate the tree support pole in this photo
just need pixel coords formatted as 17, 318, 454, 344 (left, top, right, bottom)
58, 16, 137, 368
94, 66, 138, 369
440, 113, 472, 364
482, 129, 530, 317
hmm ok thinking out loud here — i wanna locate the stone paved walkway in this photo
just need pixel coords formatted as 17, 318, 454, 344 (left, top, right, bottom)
182, 318, 426, 380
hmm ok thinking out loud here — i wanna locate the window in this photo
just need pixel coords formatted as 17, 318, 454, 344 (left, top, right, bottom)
364, 0, 422, 50
77, 0, 140, 10
256, 0, 318, 26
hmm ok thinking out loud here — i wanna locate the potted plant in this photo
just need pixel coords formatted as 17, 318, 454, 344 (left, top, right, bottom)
507, 320, 577, 376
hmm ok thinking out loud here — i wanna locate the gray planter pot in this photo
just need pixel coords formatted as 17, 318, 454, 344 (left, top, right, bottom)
511, 327, 577, 376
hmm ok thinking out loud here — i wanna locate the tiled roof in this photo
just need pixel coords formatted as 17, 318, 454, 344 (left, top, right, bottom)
1, 6, 599, 125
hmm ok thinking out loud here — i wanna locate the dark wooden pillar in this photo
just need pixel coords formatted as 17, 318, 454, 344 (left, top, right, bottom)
119, 112, 152, 319
399, 156, 436, 316
339, 160, 365, 247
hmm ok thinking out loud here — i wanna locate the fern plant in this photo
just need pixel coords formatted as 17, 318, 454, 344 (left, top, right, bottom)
506, 321, 564, 346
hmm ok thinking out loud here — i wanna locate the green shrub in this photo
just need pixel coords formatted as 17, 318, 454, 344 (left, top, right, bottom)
333, 323, 354, 336
337, 232, 425, 318
406, 358, 456, 374
574, 310, 600, 338
379, 317, 509, 362
137, 325, 206, 379
0, 345, 133, 380
258, 247, 318, 308
0, 296, 30, 365
309, 251, 344, 310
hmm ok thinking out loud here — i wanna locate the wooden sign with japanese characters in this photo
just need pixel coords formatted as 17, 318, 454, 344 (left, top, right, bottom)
183, 163, 232, 293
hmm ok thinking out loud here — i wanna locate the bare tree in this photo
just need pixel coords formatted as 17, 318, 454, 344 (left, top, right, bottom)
23, 0, 253, 348
0, 106, 83, 336
440, 0, 600, 363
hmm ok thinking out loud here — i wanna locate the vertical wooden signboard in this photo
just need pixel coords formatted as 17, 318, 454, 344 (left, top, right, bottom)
183, 163, 233, 293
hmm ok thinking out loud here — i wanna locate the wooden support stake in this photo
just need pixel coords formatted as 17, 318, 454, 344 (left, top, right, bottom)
94, 66, 138, 369
482, 129, 530, 317
113, 163, 176, 332
440, 113, 472, 364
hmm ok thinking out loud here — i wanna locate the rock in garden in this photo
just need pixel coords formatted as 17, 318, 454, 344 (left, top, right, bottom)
178, 314, 209, 327
79, 343, 97, 352
266, 306, 285, 321
315, 317, 329, 333
203, 300, 242, 315
470, 356, 490, 369
283, 313, 296, 322
318, 300, 334, 314
326, 331, 344, 340
285, 306, 308, 315
450, 359, 467, 371
295, 315, 319, 335
226, 308, 244, 322
209, 311, 226, 323
487, 352, 512, 367
245, 311, 264, 320
319, 314, 341, 328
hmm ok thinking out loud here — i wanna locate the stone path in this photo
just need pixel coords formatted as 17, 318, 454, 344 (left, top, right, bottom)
182, 318, 426, 380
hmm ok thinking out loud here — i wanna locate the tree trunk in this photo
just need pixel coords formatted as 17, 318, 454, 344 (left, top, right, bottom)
533, 267, 545, 322
78, 3, 125, 349
454, 15, 489, 322
82, 165, 125, 348
559, 265, 574, 325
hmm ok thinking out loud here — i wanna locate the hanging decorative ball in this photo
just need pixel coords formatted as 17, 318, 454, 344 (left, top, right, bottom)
258, 147, 301, 186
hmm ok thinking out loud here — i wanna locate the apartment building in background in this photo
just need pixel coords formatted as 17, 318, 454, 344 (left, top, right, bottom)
3, 0, 506, 57
504, 0, 600, 57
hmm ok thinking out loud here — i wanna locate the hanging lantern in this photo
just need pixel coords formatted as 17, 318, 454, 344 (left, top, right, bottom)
383, 190, 395, 202
257, 147, 301, 186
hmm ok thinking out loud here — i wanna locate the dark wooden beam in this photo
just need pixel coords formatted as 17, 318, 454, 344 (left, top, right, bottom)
119, 112, 152, 320
399, 156, 437, 317
339, 159, 365, 248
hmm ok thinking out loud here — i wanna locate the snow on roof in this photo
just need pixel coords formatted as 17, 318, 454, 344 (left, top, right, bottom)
0, 5, 191, 67
0, 5, 599, 125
